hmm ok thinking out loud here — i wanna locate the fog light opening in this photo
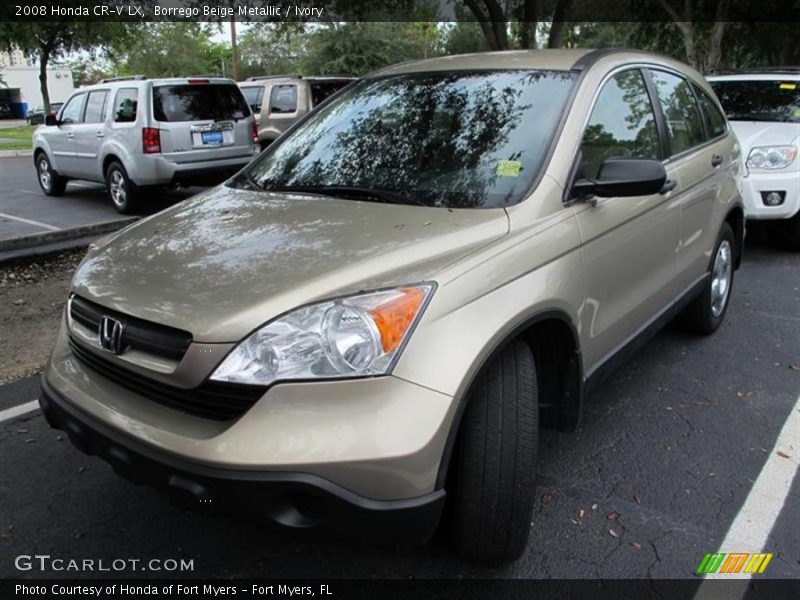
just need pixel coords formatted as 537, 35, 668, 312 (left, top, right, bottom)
761, 191, 786, 207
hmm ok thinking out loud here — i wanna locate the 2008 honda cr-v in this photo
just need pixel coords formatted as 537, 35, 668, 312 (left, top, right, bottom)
40, 49, 745, 562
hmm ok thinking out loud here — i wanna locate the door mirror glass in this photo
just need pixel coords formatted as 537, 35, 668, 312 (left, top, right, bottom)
573, 158, 667, 198
44, 114, 58, 126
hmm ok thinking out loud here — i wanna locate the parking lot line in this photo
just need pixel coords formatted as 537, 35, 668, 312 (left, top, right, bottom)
695, 393, 800, 595
12, 189, 45, 196
0, 211, 60, 231
0, 400, 39, 424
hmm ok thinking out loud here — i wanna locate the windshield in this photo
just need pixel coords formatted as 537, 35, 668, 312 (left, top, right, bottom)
710, 80, 800, 123
241, 70, 576, 208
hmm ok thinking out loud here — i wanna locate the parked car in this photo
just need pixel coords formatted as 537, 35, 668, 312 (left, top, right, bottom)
32, 76, 259, 213
27, 102, 64, 125
708, 68, 800, 249
40, 50, 744, 562
0, 102, 15, 119
239, 75, 355, 148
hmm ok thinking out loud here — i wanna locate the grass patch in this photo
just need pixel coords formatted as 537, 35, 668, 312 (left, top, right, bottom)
0, 125, 35, 150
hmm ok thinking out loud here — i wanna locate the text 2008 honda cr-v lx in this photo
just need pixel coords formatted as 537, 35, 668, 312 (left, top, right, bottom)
41, 49, 745, 562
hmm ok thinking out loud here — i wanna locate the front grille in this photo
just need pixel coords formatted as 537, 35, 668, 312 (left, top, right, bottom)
69, 339, 267, 421
70, 295, 192, 360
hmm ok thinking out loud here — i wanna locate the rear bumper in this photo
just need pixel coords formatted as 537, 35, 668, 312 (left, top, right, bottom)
39, 377, 446, 544
128, 153, 257, 187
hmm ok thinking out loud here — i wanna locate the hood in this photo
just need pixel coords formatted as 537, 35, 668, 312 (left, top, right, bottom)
728, 120, 800, 151
71, 186, 509, 342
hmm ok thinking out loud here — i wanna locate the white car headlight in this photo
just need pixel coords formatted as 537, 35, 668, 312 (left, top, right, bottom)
210, 284, 435, 386
746, 145, 797, 170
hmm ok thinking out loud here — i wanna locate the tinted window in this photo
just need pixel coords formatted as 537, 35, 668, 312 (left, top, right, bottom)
60, 94, 86, 124
113, 88, 138, 123
693, 84, 727, 137
241, 86, 263, 112
581, 70, 660, 179
650, 70, 706, 155
309, 79, 353, 106
84, 90, 108, 124
270, 85, 297, 113
153, 84, 249, 122
710, 80, 800, 123
245, 70, 577, 208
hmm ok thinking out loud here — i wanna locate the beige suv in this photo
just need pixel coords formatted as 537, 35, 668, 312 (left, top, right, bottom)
239, 75, 355, 148
40, 50, 744, 562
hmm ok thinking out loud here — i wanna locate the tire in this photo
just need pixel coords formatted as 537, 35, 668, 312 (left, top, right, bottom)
768, 212, 800, 252
105, 161, 142, 214
678, 223, 735, 334
450, 340, 538, 562
35, 152, 67, 196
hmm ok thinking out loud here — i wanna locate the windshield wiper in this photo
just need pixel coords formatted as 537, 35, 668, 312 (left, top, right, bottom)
262, 184, 428, 207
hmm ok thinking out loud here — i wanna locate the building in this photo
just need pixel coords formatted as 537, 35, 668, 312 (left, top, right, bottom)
1, 49, 75, 118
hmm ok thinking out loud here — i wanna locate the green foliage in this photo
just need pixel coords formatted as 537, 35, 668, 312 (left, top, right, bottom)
442, 22, 490, 55
238, 23, 307, 78
300, 23, 443, 76
108, 23, 229, 78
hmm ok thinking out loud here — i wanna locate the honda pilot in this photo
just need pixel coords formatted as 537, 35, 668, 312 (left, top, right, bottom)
32, 76, 260, 213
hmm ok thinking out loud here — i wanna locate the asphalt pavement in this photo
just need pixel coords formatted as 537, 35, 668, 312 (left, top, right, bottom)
0, 236, 798, 582
0, 157, 198, 245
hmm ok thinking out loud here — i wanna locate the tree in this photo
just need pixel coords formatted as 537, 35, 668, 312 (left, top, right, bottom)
107, 23, 227, 79
655, 0, 730, 71
238, 23, 307, 78
460, 0, 575, 50
0, 23, 130, 112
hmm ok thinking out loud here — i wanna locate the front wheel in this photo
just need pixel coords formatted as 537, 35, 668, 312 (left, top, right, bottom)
450, 340, 539, 562
105, 161, 142, 214
35, 153, 67, 196
678, 223, 735, 334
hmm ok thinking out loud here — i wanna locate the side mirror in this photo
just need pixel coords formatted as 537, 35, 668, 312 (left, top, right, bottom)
573, 158, 667, 199
44, 114, 59, 126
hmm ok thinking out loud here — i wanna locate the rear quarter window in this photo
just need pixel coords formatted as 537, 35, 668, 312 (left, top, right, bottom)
113, 88, 138, 123
153, 84, 249, 122
270, 85, 298, 114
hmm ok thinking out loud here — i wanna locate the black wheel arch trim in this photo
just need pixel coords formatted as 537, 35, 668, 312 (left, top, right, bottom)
434, 307, 583, 490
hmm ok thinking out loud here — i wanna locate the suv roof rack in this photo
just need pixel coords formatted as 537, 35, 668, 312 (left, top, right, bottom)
245, 74, 303, 82
708, 66, 800, 76
100, 75, 147, 83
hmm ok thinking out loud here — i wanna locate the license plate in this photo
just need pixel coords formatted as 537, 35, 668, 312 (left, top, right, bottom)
201, 131, 223, 145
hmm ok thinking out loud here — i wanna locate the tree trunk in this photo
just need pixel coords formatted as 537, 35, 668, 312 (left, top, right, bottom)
38, 47, 51, 114
463, 0, 501, 50
230, 11, 239, 80
519, 0, 538, 50
464, 0, 510, 50
547, 0, 573, 48
706, 0, 729, 72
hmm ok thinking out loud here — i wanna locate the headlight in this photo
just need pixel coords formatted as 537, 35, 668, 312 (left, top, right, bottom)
210, 284, 435, 386
746, 145, 797, 170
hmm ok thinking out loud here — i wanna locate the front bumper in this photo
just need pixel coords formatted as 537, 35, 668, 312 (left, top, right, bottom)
740, 168, 800, 220
39, 378, 446, 543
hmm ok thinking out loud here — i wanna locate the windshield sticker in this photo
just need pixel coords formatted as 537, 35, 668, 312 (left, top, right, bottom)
779, 82, 797, 90
497, 159, 522, 177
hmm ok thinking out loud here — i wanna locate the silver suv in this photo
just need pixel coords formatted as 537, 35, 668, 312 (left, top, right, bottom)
33, 76, 260, 213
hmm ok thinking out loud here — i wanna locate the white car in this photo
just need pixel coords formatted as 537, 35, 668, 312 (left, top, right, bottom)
708, 70, 800, 249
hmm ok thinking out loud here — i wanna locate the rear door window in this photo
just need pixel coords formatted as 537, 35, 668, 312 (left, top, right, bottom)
309, 80, 353, 106
113, 88, 138, 123
60, 94, 86, 124
153, 84, 249, 122
649, 70, 707, 155
84, 90, 108, 124
693, 84, 727, 138
270, 85, 298, 113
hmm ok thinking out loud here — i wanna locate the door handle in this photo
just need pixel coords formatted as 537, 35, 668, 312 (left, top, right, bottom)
66, 133, 74, 139
96, 132, 105, 138
711, 154, 724, 168
659, 179, 677, 195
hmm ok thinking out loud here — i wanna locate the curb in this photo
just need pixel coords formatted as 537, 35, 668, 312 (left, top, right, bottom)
0, 150, 33, 159
0, 218, 137, 264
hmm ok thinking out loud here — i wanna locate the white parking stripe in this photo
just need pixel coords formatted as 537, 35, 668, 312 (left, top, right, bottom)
0, 400, 40, 424
0, 211, 59, 231
695, 393, 800, 596
11, 189, 44, 196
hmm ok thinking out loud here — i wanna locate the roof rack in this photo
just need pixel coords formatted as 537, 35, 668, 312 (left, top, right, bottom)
245, 74, 303, 81
707, 66, 800, 76
100, 75, 147, 83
